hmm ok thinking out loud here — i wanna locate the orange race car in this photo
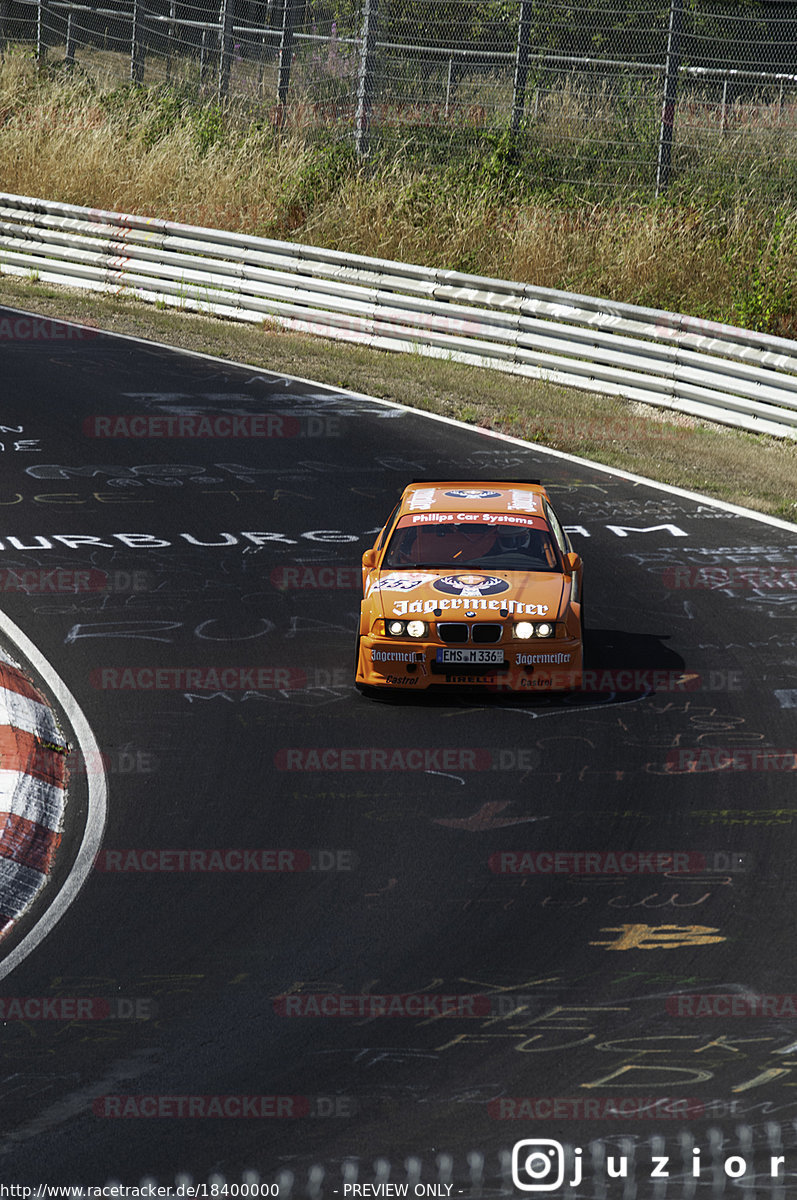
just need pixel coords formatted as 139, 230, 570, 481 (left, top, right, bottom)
355, 480, 584, 696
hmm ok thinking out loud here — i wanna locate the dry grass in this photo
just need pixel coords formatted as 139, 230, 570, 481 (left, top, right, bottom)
1, 48, 797, 334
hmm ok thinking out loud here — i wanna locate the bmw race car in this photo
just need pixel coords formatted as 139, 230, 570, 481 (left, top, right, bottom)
355, 480, 584, 695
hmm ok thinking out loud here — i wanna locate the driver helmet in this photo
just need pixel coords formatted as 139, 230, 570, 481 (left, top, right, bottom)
497, 528, 531, 551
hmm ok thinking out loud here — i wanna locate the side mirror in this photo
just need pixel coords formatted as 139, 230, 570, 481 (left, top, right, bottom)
565, 551, 582, 573
362, 548, 378, 570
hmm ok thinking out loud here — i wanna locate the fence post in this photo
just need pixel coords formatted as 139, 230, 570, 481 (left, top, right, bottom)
355, 0, 378, 157
165, 0, 176, 80
200, 28, 209, 85
64, 11, 76, 63
655, 0, 683, 195
36, 0, 49, 64
276, 0, 297, 111
130, 0, 146, 82
218, 0, 233, 98
257, 30, 267, 92
511, 0, 533, 133
0, 0, 8, 57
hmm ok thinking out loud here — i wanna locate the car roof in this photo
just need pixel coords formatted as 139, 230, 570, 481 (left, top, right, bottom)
399, 480, 551, 516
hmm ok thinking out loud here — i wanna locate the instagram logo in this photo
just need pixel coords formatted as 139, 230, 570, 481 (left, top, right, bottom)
512, 1140, 576, 1191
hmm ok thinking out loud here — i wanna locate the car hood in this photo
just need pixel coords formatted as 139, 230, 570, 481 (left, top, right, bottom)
367, 570, 566, 621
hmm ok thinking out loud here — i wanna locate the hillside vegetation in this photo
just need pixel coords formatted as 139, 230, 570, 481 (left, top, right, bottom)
1, 49, 797, 337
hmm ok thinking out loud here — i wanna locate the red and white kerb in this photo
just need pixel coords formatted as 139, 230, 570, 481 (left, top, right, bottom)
0, 648, 67, 939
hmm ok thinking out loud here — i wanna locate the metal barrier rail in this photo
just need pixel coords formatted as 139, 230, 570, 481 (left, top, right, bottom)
2, 191, 797, 440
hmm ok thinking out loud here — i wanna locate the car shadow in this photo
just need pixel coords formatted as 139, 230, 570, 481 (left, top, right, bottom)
585, 627, 686, 673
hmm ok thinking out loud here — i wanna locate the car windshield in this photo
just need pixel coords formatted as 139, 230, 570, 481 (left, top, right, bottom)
383, 518, 561, 571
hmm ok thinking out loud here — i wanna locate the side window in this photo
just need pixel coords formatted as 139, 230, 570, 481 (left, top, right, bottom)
544, 500, 571, 557
375, 504, 400, 551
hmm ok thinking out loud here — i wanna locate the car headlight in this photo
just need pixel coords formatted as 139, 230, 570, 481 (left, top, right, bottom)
386, 619, 429, 638
513, 621, 555, 639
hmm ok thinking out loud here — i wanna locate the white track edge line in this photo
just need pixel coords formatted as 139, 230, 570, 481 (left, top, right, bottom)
4, 302, 795, 534
0, 606, 107, 982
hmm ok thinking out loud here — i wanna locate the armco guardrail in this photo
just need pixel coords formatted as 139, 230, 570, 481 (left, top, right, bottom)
2, 191, 797, 440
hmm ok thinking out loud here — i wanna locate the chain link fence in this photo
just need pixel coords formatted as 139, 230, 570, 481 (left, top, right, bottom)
2, 0, 797, 195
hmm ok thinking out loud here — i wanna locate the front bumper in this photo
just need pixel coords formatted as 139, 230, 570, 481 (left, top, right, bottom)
357, 636, 583, 692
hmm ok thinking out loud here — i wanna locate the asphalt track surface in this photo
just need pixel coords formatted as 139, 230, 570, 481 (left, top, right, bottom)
1, 307, 797, 1190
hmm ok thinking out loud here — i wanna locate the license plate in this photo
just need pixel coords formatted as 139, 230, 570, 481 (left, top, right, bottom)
436, 649, 505, 665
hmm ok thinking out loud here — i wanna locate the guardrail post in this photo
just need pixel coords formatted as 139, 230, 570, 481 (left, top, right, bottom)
218, 0, 233, 98
276, 0, 297, 116
511, 0, 534, 133
36, 0, 50, 64
655, 0, 683, 196
355, 0, 378, 157
130, 0, 146, 82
